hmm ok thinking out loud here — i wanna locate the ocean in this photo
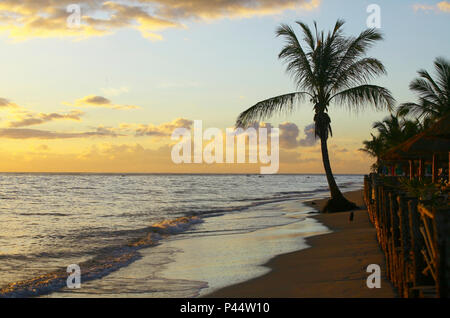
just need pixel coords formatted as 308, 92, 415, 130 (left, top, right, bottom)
0, 173, 363, 297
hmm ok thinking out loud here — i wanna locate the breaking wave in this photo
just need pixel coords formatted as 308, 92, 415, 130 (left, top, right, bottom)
0, 216, 203, 298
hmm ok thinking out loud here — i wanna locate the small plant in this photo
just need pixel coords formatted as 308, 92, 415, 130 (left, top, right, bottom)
398, 177, 440, 201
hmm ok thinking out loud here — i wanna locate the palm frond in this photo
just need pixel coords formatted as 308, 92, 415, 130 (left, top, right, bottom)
397, 101, 437, 119
276, 24, 315, 91
400, 57, 450, 123
330, 28, 384, 88
330, 57, 386, 92
434, 57, 450, 91
409, 78, 441, 104
396, 102, 419, 117
331, 84, 395, 113
417, 69, 443, 98
295, 21, 316, 52
235, 92, 311, 128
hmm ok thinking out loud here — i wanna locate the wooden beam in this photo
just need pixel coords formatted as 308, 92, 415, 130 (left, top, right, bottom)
432, 154, 438, 183
409, 160, 414, 180
419, 159, 424, 181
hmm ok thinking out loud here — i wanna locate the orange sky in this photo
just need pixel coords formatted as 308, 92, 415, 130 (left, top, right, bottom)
1, 0, 448, 173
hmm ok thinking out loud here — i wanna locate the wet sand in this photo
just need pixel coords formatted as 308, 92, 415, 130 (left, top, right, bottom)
206, 190, 397, 298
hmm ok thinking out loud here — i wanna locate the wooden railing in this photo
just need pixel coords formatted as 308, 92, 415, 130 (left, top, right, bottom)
364, 174, 449, 298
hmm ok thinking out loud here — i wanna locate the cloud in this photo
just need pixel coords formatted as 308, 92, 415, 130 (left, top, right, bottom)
413, 1, 450, 13
298, 123, 317, 147
153, 0, 320, 20
279, 122, 300, 149
0, 126, 123, 139
71, 95, 140, 110
0, 1, 180, 41
121, 118, 194, 137
279, 122, 317, 148
0, 116, 194, 140
7, 110, 84, 127
0, 97, 19, 109
231, 121, 274, 136
437, 1, 450, 11
0, 0, 320, 40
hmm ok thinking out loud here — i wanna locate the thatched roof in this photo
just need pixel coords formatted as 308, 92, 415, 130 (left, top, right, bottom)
382, 114, 450, 161
424, 113, 450, 138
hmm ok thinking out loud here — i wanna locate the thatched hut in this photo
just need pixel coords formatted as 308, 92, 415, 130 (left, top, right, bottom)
381, 114, 450, 183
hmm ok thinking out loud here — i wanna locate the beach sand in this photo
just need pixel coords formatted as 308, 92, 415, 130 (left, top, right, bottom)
206, 190, 397, 298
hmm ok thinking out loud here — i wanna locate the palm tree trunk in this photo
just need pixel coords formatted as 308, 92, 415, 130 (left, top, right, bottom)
319, 136, 357, 212
320, 136, 343, 198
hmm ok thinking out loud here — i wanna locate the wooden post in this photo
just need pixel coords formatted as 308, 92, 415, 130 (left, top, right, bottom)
381, 185, 386, 243
419, 159, 424, 181
409, 160, 414, 180
389, 192, 400, 289
397, 195, 411, 297
375, 180, 381, 237
432, 153, 438, 183
408, 199, 431, 296
434, 208, 450, 298
383, 188, 392, 281
383, 187, 390, 253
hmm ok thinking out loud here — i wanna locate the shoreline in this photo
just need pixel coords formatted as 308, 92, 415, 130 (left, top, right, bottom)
206, 190, 397, 298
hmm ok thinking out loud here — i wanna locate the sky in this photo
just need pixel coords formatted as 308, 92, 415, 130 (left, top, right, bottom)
0, 0, 449, 173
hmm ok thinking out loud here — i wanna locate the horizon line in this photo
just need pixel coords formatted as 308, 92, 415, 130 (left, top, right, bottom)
0, 172, 366, 176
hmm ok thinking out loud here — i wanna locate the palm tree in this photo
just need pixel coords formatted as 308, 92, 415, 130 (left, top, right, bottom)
236, 20, 395, 212
398, 57, 450, 123
372, 115, 406, 150
360, 114, 423, 169
360, 133, 384, 172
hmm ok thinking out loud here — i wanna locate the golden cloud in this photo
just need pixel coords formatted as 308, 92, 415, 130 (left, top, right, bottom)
7, 110, 84, 128
0, 0, 320, 40
413, 1, 450, 13
71, 95, 141, 110
152, 0, 320, 20
0, 126, 123, 139
121, 118, 194, 136
0, 97, 20, 109
0, 117, 194, 140
437, 1, 450, 12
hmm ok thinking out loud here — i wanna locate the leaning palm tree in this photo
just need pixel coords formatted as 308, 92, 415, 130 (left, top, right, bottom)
398, 57, 450, 123
236, 20, 395, 212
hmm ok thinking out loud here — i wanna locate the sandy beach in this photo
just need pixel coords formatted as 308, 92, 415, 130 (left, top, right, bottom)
207, 190, 397, 298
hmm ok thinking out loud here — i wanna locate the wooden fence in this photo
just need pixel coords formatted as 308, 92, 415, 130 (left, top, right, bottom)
364, 173, 449, 298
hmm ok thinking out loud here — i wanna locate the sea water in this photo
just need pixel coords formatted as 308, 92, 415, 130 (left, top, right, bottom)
0, 174, 363, 297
